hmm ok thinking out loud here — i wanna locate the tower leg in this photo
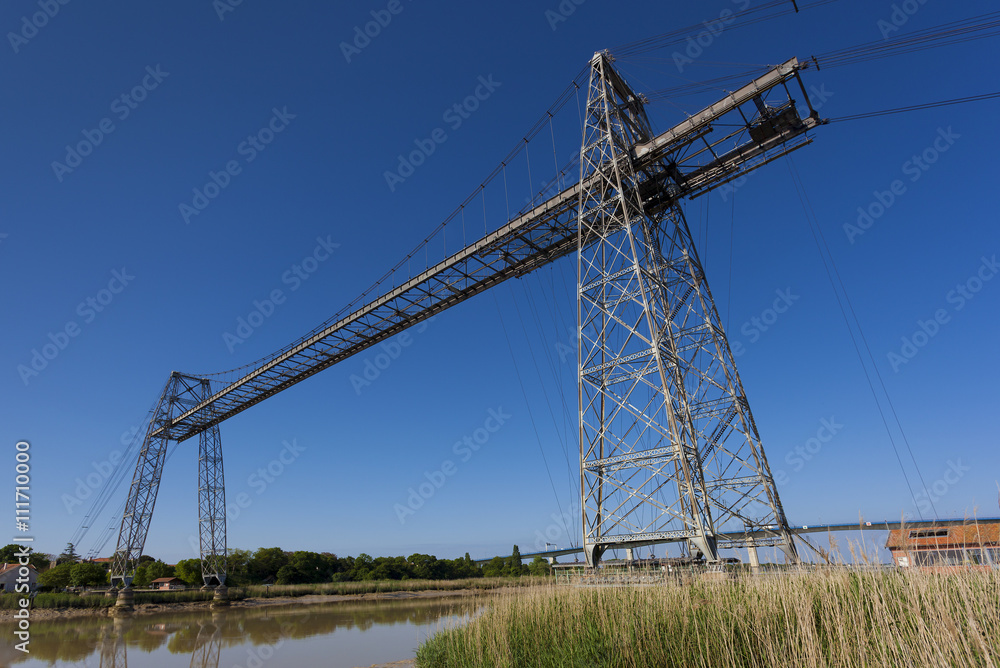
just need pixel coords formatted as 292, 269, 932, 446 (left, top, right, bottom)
780, 529, 801, 566
198, 377, 227, 587
110, 377, 177, 587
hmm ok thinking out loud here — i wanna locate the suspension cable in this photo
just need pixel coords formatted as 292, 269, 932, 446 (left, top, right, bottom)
828, 91, 1000, 123
784, 156, 936, 519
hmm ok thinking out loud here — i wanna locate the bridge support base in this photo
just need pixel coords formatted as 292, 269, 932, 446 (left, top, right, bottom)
584, 544, 606, 568
747, 540, 761, 574
115, 587, 133, 611
211, 585, 229, 607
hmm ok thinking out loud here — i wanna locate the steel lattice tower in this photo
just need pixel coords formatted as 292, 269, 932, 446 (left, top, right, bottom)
577, 52, 798, 566
110, 372, 227, 587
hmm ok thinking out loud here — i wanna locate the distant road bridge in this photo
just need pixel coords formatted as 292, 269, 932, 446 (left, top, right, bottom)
487, 517, 1000, 565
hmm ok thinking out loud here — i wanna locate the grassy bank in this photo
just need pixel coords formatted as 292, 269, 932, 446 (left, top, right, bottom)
242, 576, 549, 598
0, 588, 250, 610
1, 576, 545, 610
416, 569, 1000, 667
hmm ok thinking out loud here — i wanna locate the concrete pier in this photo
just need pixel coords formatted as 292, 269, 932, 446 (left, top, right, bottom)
113, 586, 133, 612
211, 585, 229, 607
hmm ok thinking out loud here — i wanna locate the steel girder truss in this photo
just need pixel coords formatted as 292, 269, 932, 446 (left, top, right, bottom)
577, 52, 803, 566
160, 190, 584, 444
110, 53, 823, 582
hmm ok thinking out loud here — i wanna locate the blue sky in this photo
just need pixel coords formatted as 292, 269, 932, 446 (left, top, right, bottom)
2, 0, 998, 565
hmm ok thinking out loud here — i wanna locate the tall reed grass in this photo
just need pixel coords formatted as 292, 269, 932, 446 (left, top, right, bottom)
416, 568, 1000, 667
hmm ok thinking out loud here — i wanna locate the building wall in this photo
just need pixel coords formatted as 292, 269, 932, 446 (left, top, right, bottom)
0, 567, 38, 592
891, 547, 999, 568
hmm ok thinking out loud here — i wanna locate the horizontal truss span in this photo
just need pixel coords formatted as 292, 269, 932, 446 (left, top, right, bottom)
158, 57, 821, 442
163, 184, 582, 441
593, 530, 704, 545
582, 447, 677, 472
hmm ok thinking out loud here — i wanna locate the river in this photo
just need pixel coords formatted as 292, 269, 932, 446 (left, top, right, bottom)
0, 596, 481, 667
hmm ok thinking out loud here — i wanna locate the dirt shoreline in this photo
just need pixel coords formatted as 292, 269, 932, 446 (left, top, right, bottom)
0, 586, 493, 621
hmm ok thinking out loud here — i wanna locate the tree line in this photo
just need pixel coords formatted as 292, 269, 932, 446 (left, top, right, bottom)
17, 543, 550, 590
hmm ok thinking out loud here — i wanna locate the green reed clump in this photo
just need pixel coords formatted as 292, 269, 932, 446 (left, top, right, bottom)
416, 569, 1000, 668
1, 593, 114, 609
0, 587, 249, 610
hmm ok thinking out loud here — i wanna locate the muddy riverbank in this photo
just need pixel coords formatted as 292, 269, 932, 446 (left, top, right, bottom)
0, 586, 495, 621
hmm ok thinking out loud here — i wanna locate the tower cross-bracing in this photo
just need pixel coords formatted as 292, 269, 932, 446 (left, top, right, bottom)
109, 52, 824, 586
577, 52, 805, 566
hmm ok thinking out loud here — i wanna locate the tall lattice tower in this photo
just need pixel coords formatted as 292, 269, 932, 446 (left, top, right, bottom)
110, 372, 227, 587
577, 52, 800, 566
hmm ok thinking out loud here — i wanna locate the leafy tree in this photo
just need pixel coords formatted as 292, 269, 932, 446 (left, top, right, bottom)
147, 560, 175, 581
132, 565, 151, 587
226, 548, 253, 585
506, 545, 527, 577
461, 553, 483, 578
482, 556, 506, 578
290, 551, 333, 583
57, 542, 80, 565
371, 562, 400, 581
275, 564, 300, 585
408, 553, 438, 580
70, 562, 108, 587
174, 558, 203, 586
0, 545, 49, 572
0, 544, 19, 562
29, 552, 52, 571
321, 552, 345, 579
133, 560, 174, 587
38, 562, 74, 589
528, 556, 551, 577
272, 551, 332, 585
351, 553, 375, 580
371, 556, 411, 581
249, 547, 289, 583
431, 553, 481, 579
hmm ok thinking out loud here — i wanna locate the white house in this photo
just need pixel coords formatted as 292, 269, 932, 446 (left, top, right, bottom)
151, 577, 187, 590
0, 562, 38, 592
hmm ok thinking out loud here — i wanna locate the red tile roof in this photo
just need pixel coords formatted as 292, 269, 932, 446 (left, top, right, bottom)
0, 563, 38, 575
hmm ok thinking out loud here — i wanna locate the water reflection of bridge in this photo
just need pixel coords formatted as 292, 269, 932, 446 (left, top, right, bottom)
99, 614, 222, 668
10, 598, 479, 667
